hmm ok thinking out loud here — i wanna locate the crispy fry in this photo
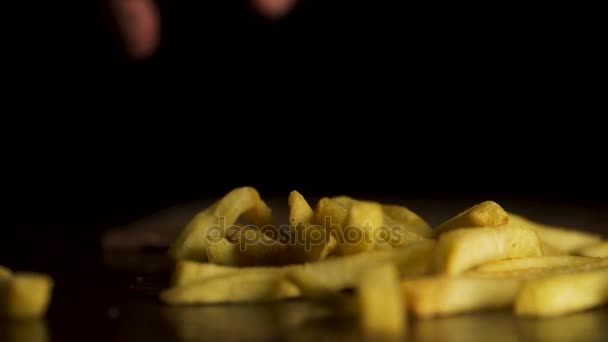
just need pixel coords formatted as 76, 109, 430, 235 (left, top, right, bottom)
315, 197, 350, 241
433, 201, 509, 236
432, 225, 543, 274
164, 240, 435, 302
289, 191, 337, 263
576, 241, 608, 258
515, 266, 608, 317
382, 204, 433, 238
402, 276, 521, 317
358, 264, 406, 340
205, 238, 242, 266
171, 261, 239, 287
167, 187, 275, 262
508, 213, 602, 253
161, 272, 301, 305
339, 200, 384, 255
541, 241, 567, 256
0, 272, 54, 319
289, 190, 315, 225
472, 256, 600, 274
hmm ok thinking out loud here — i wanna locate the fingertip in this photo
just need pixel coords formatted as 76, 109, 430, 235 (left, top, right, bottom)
112, 0, 160, 59
251, 0, 298, 19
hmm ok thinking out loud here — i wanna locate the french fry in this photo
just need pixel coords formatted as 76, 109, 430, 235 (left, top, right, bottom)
171, 261, 240, 287
163, 240, 435, 303
433, 201, 509, 236
472, 256, 600, 274
289, 191, 336, 263
339, 200, 384, 255
358, 264, 406, 340
0, 272, 54, 319
433, 225, 543, 274
289, 190, 315, 225
382, 204, 433, 238
161, 272, 301, 305
541, 241, 567, 256
205, 238, 242, 266
0, 265, 11, 279
315, 197, 350, 242
515, 266, 608, 317
167, 187, 275, 262
508, 213, 602, 253
402, 276, 521, 318
577, 241, 608, 258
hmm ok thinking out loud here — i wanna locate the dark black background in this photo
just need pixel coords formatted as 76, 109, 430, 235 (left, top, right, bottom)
1, 0, 604, 253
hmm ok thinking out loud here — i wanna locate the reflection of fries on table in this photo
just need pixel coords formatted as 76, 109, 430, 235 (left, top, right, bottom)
159, 186, 608, 338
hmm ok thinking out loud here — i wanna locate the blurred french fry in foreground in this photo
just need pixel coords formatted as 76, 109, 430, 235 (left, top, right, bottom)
433, 201, 509, 236
577, 241, 608, 258
0, 272, 54, 319
515, 266, 608, 317
358, 264, 406, 340
508, 213, 602, 254
433, 225, 543, 274
402, 276, 521, 318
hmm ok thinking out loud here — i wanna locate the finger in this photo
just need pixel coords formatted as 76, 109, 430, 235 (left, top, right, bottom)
251, 0, 298, 19
111, 0, 160, 59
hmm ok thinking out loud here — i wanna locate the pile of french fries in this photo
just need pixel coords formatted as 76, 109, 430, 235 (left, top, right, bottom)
162, 187, 607, 338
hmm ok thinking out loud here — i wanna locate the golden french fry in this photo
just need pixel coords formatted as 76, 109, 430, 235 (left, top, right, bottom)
0, 272, 54, 319
237, 226, 289, 266
171, 261, 239, 287
205, 238, 242, 266
0, 265, 11, 279
289, 190, 315, 225
339, 201, 384, 255
379, 216, 431, 248
515, 266, 608, 317
432, 225, 543, 274
166, 240, 435, 298
576, 241, 608, 258
433, 201, 509, 236
541, 241, 567, 256
315, 197, 350, 240
509, 213, 602, 253
472, 256, 600, 274
358, 264, 406, 340
468, 258, 608, 279
168, 187, 275, 262
160, 272, 301, 305
382, 204, 433, 238
289, 191, 337, 263
402, 276, 521, 318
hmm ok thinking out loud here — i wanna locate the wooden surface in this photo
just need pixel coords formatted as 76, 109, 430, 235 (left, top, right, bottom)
2, 197, 607, 342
